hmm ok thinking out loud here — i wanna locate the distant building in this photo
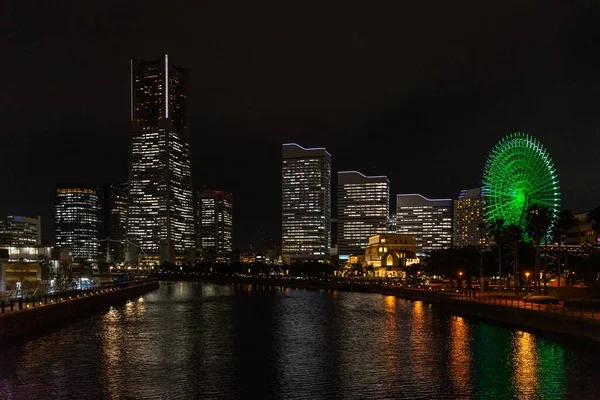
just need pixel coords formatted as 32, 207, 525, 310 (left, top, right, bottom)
364, 233, 418, 277
568, 212, 597, 245
337, 171, 389, 259
281, 143, 331, 263
198, 190, 233, 262
388, 214, 397, 233
453, 188, 487, 248
127, 54, 195, 265
54, 183, 99, 262
99, 182, 128, 263
396, 194, 453, 253
0, 215, 41, 246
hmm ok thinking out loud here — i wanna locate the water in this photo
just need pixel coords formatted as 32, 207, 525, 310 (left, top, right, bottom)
1, 282, 600, 399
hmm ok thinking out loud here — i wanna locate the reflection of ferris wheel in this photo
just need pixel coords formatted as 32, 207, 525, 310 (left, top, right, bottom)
482, 132, 561, 239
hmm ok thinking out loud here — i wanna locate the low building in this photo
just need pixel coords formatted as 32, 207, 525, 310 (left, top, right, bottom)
568, 212, 597, 245
0, 215, 41, 246
364, 233, 418, 277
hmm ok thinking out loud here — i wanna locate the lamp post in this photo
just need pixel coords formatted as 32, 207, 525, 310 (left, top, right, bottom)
525, 272, 530, 293
458, 271, 463, 290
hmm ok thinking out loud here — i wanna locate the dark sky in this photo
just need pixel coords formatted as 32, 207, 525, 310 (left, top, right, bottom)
2, 1, 600, 251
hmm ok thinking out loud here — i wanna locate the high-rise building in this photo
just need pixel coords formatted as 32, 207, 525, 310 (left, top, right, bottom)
281, 143, 331, 263
198, 190, 233, 262
127, 54, 195, 265
337, 171, 389, 259
388, 214, 397, 233
0, 215, 41, 246
453, 188, 487, 248
396, 194, 453, 253
54, 184, 99, 262
99, 182, 128, 263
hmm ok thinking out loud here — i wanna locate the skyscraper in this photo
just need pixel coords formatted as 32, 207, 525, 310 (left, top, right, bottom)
99, 182, 128, 263
127, 54, 195, 265
396, 194, 453, 253
0, 215, 41, 246
453, 188, 487, 248
198, 190, 233, 262
55, 184, 99, 262
337, 171, 389, 259
281, 143, 331, 263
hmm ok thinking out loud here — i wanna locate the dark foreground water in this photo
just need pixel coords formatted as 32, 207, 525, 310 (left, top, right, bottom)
1, 282, 600, 399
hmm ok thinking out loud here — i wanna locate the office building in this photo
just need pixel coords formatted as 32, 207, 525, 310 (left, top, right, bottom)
198, 190, 233, 262
54, 184, 99, 262
388, 214, 397, 233
281, 143, 331, 263
453, 188, 487, 248
337, 171, 389, 259
396, 194, 453, 253
127, 54, 195, 265
99, 182, 128, 263
0, 215, 41, 246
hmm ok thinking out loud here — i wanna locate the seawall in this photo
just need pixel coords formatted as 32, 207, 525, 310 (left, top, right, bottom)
0, 280, 159, 340
377, 285, 600, 342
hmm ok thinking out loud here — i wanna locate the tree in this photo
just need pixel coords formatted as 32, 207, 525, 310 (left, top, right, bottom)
555, 209, 576, 289
488, 218, 506, 282
12, 258, 29, 294
526, 205, 552, 293
505, 224, 523, 292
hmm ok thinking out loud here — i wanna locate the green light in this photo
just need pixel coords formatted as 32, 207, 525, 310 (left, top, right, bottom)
482, 133, 561, 239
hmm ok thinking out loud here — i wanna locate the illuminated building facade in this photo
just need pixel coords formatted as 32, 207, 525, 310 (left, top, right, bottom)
337, 171, 389, 259
0, 215, 41, 246
396, 194, 453, 253
198, 190, 233, 262
364, 233, 418, 276
568, 212, 597, 245
127, 54, 195, 264
54, 184, 99, 262
281, 143, 331, 263
453, 188, 487, 248
99, 182, 128, 263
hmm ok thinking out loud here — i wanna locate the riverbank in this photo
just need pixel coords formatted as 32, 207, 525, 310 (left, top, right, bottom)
0, 279, 159, 340
159, 273, 600, 343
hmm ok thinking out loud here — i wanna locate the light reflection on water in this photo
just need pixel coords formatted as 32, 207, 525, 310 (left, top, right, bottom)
0, 281, 599, 399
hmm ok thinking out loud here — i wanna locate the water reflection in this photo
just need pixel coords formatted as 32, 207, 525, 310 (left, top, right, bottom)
449, 316, 472, 396
512, 331, 538, 399
1, 282, 600, 399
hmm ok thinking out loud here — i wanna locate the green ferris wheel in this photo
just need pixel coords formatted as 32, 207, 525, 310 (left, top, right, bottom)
482, 132, 560, 240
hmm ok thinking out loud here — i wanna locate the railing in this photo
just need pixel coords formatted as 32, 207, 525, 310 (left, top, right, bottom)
381, 283, 599, 320
0, 278, 156, 315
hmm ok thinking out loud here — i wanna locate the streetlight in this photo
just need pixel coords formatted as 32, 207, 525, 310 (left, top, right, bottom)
525, 272, 530, 293
458, 271, 463, 289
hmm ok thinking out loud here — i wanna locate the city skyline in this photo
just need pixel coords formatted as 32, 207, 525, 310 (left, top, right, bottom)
4, 2, 600, 251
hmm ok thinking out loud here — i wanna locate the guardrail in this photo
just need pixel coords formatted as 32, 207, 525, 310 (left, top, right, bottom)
381, 283, 599, 320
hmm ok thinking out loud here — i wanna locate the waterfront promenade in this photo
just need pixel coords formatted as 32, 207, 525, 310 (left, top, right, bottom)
0, 279, 159, 339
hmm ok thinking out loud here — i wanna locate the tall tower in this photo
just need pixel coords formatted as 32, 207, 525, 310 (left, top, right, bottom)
453, 188, 487, 248
55, 183, 99, 262
337, 171, 389, 259
396, 194, 453, 253
281, 143, 331, 263
198, 190, 233, 262
127, 54, 195, 265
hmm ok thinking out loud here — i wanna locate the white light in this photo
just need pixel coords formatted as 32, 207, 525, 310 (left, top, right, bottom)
165, 54, 169, 119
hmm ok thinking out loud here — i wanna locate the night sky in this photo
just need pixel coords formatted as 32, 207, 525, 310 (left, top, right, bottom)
2, 1, 600, 251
